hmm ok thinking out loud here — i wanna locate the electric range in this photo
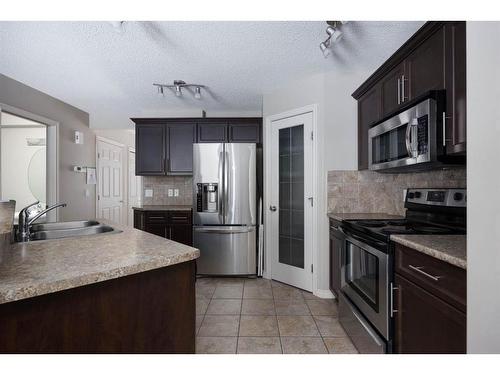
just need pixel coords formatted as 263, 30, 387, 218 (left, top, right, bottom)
337, 188, 466, 354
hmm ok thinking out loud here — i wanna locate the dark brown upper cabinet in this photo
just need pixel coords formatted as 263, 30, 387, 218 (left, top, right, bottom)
406, 27, 446, 99
197, 121, 228, 143
444, 22, 467, 155
357, 85, 381, 170
228, 120, 261, 143
166, 123, 195, 175
133, 118, 262, 176
352, 22, 466, 170
380, 62, 406, 117
135, 123, 166, 175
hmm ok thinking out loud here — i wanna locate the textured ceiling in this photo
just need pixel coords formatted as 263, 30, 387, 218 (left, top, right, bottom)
0, 21, 424, 129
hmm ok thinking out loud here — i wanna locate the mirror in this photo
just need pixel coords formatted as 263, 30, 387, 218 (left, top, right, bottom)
27, 148, 46, 204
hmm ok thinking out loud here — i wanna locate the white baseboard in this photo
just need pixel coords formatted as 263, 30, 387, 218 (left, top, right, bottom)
313, 288, 335, 299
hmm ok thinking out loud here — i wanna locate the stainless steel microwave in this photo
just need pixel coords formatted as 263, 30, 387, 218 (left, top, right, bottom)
368, 97, 442, 172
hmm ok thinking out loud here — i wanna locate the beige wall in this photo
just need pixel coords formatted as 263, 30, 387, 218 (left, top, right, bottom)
0, 74, 96, 221
262, 70, 369, 295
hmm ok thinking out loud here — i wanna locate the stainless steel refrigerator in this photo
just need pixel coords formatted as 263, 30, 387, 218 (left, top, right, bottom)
193, 143, 256, 275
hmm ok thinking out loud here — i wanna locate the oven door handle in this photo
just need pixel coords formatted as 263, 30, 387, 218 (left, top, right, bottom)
338, 226, 387, 252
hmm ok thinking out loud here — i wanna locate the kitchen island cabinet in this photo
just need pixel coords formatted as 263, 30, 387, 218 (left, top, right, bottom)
0, 217, 199, 353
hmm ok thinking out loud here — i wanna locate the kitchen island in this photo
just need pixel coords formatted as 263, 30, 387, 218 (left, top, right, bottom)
0, 206, 199, 353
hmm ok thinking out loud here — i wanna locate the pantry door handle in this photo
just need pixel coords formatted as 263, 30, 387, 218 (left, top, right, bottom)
269, 205, 277, 212
408, 265, 442, 281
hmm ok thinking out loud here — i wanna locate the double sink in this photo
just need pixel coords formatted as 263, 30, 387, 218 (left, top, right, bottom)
27, 220, 120, 241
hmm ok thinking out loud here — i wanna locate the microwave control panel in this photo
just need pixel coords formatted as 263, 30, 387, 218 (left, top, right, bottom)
416, 115, 429, 155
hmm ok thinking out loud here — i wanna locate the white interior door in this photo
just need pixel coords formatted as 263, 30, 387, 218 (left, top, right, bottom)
127, 148, 142, 226
97, 138, 124, 225
270, 112, 314, 291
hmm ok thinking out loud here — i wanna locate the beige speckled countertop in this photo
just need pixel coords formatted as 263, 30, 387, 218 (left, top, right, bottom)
0, 221, 199, 305
327, 212, 404, 221
0, 200, 16, 235
391, 234, 466, 269
132, 205, 192, 211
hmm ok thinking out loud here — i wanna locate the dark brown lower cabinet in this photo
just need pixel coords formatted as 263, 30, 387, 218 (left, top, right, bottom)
394, 274, 466, 354
0, 261, 196, 353
134, 210, 193, 246
329, 220, 343, 297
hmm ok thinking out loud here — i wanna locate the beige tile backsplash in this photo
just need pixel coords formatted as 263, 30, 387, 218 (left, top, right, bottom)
143, 176, 193, 206
327, 168, 466, 216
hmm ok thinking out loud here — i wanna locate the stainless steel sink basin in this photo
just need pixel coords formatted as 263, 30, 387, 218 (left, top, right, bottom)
29, 224, 121, 241
30, 220, 100, 232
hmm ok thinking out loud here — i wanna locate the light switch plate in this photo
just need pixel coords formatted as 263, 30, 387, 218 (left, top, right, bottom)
174, 189, 179, 197
168, 189, 173, 197
145, 189, 153, 198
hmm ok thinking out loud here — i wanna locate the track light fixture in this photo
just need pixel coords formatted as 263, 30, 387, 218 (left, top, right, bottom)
319, 21, 346, 58
153, 80, 206, 100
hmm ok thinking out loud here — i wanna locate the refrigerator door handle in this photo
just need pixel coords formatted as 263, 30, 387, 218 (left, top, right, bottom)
218, 146, 224, 223
224, 147, 230, 223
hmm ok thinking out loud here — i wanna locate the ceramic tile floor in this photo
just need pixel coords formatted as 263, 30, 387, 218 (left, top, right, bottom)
195, 277, 358, 354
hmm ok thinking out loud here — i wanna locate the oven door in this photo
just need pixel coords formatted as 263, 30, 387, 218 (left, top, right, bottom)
340, 231, 389, 339
369, 98, 435, 171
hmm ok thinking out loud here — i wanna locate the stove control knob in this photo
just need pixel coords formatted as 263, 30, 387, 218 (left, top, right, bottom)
454, 192, 464, 201
414, 191, 422, 199
407, 192, 415, 199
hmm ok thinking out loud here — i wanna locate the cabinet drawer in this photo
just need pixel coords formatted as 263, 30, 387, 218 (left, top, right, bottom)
145, 212, 168, 224
168, 211, 192, 225
395, 244, 466, 312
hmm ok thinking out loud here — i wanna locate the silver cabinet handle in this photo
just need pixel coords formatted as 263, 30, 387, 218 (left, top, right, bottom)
269, 205, 277, 212
401, 75, 407, 103
390, 282, 399, 318
397, 78, 401, 105
408, 265, 442, 281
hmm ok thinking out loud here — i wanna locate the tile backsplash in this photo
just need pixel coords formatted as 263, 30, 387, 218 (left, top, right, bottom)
327, 168, 466, 216
142, 176, 193, 206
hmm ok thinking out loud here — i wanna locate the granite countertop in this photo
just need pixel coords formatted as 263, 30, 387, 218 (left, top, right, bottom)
391, 234, 466, 269
327, 212, 404, 221
132, 205, 192, 211
0, 220, 199, 305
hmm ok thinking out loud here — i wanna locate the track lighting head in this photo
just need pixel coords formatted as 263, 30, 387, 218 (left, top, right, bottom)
175, 85, 182, 97
319, 41, 331, 58
194, 87, 202, 100
153, 80, 206, 100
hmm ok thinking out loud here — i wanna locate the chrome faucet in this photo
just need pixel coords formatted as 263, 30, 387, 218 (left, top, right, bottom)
17, 202, 67, 242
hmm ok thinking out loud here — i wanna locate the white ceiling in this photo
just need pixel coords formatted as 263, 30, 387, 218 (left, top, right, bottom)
0, 21, 424, 129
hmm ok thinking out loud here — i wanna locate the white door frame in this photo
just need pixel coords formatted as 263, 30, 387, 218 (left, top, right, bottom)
264, 104, 320, 294
96, 136, 125, 224
0, 102, 59, 221
127, 147, 142, 226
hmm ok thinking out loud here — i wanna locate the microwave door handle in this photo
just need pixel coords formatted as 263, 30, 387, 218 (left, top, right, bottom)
405, 122, 412, 157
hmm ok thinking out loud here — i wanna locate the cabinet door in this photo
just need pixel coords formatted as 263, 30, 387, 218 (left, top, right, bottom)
380, 62, 405, 116
167, 123, 195, 175
135, 124, 166, 175
406, 27, 446, 100
444, 21, 466, 155
228, 121, 261, 143
145, 223, 167, 238
329, 228, 343, 297
169, 225, 193, 246
394, 274, 466, 354
133, 210, 145, 230
358, 84, 381, 170
197, 122, 227, 143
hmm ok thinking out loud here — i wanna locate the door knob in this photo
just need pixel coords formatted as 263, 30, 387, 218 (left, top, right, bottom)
269, 205, 277, 212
